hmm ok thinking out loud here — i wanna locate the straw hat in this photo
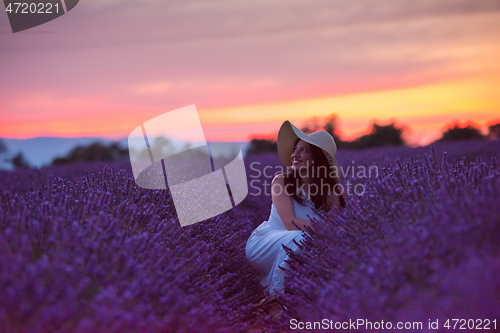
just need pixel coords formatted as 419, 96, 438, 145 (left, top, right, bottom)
277, 120, 340, 173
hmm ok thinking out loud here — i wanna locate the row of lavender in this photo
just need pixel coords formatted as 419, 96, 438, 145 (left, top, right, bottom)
0, 139, 499, 332
280, 141, 500, 329
0, 161, 270, 332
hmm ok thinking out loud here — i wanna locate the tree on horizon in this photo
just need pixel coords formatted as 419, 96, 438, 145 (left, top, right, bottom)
347, 122, 405, 149
488, 122, 500, 140
11, 152, 30, 169
0, 139, 29, 169
246, 138, 277, 156
247, 114, 406, 154
437, 123, 484, 142
0, 139, 9, 168
302, 113, 349, 149
245, 116, 499, 156
0, 139, 6, 158
52, 142, 129, 165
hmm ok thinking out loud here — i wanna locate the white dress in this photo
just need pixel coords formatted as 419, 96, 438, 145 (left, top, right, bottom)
245, 192, 320, 295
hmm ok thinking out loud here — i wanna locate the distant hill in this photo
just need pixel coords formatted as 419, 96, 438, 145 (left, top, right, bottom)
0, 137, 119, 169
0, 137, 250, 170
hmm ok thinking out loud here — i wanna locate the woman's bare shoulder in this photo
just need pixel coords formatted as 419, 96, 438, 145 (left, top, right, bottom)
271, 173, 286, 184
271, 173, 289, 202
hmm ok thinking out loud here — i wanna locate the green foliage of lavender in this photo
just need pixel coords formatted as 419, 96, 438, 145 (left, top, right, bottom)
0, 140, 499, 332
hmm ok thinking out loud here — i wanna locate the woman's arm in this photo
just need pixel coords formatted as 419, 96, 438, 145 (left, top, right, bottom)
271, 174, 315, 231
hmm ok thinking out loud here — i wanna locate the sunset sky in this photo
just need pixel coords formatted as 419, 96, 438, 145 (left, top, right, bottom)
1, 0, 500, 146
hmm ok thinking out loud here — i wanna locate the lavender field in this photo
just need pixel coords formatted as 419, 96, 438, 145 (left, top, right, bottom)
1, 140, 499, 332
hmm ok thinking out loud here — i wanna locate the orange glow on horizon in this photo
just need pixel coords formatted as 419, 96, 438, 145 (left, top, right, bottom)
1, 77, 499, 146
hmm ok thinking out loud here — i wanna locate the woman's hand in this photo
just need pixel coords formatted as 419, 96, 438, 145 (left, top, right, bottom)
271, 174, 315, 232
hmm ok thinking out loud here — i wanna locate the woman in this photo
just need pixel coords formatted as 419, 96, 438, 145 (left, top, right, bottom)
245, 120, 345, 318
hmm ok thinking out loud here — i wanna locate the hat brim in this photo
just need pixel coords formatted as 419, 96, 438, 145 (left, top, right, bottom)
277, 120, 340, 173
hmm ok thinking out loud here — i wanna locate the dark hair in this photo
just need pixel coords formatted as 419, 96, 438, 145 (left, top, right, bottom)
283, 139, 346, 210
